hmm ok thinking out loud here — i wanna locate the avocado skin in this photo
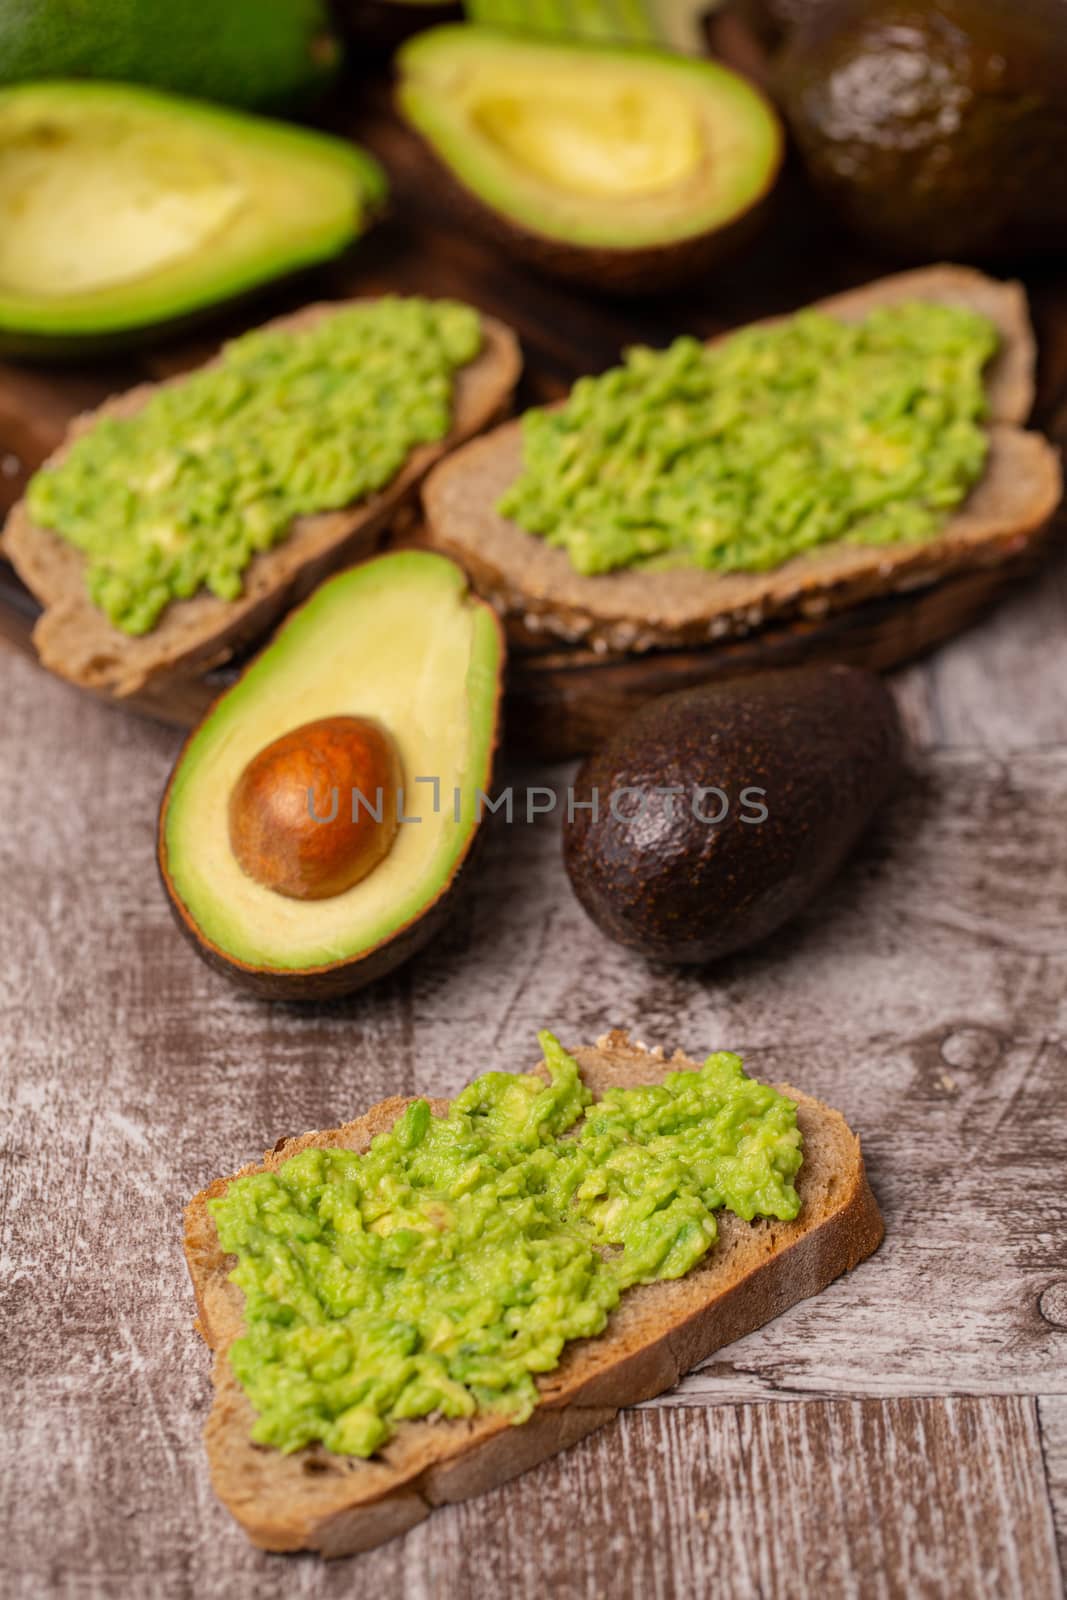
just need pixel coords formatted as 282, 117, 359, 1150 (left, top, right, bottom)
562, 665, 903, 966
778, 0, 1067, 258
0, 0, 341, 112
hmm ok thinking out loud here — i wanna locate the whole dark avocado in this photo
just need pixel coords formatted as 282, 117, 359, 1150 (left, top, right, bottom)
778, 0, 1067, 258
562, 665, 903, 966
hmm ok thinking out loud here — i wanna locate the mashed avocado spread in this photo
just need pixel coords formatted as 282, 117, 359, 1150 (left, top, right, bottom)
499, 301, 998, 575
210, 1032, 802, 1458
27, 297, 482, 635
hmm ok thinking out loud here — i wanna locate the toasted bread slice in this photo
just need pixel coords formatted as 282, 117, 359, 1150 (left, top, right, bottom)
422, 266, 1063, 653
2, 301, 521, 699
184, 1030, 883, 1557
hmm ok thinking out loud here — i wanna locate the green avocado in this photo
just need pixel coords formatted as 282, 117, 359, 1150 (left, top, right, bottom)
778, 0, 1067, 258
158, 551, 504, 1000
0, 0, 341, 113
562, 665, 903, 965
396, 24, 782, 292
0, 81, 385, 357
210, 1031, 802, 1457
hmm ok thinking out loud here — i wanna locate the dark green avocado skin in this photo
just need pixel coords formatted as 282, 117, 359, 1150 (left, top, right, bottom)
562, 664, 904, 966
778, 0, 1067, 258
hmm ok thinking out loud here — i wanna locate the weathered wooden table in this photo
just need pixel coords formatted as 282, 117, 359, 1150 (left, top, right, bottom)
3, 89, 1067, 1600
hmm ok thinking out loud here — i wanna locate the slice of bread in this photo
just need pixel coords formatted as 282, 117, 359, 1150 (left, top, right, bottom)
422, 265, 1063, 653
2, 301, 521, 699
184, 1030, 884, 1557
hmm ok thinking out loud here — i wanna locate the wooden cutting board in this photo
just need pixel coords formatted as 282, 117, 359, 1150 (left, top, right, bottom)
1, 80, 1065, 758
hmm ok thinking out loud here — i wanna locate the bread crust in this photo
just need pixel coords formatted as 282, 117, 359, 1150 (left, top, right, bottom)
184, 1031, 884, 1556
421, 266, 1063, 653
2, 301, 522, 698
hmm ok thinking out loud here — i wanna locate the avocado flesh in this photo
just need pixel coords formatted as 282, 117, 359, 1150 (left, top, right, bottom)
0, 82, 384, 350
397, 26, 780, 250
162, 553, 501, 975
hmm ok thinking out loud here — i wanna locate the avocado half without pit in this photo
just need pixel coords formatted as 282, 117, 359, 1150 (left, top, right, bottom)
396, 25, 783, 292
158, 552, 504, 999
0, 80, 386, 357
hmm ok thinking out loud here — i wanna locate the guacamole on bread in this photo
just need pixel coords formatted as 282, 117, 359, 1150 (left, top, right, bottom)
209, 1032, 802, 1458
499, 301, 998, 576
26, 297, 482, 634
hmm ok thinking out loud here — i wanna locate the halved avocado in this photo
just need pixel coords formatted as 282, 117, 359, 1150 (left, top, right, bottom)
0, 81, 386, 358
158, 551, 504, 1000
395, 24, 782, 292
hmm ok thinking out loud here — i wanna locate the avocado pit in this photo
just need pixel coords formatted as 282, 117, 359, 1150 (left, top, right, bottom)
228, 715, 402, 901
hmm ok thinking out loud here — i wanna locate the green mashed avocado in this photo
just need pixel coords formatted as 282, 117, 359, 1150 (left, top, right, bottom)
499, 301, 998, 575
210, 1032, 802, 1458
27, 297, 483, 635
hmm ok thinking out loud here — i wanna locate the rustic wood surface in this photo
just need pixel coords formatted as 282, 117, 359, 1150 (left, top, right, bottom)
2, 60, 1067, 1600
3, 563, 1067, 1595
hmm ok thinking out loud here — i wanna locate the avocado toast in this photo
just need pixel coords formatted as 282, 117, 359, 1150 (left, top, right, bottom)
185, 1030, 883, 1556
3, 297, 521, 698
422, 265, 1062, 653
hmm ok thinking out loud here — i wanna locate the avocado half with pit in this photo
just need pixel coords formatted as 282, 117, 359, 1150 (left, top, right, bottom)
0, 81, 386, 358
395, 25, 783, 292
158, 551, 504, 1000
